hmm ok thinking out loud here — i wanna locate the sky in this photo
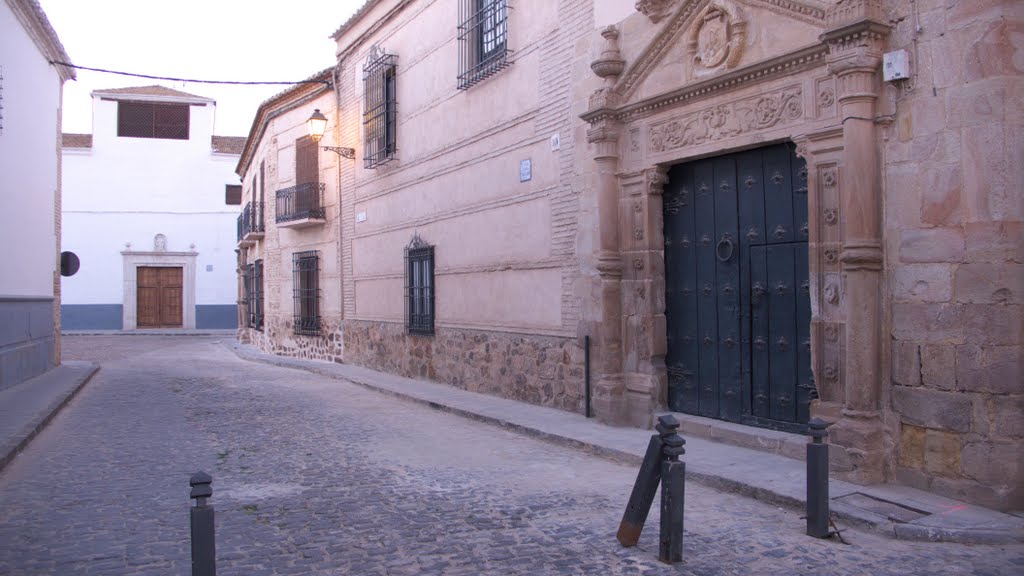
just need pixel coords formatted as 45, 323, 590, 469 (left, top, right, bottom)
39, 0, 365, 137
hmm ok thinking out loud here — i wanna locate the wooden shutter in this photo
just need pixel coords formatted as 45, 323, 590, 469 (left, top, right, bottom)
295, 136, 319, 185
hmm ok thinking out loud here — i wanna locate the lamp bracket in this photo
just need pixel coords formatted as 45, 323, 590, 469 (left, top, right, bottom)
322, 146, 355, 159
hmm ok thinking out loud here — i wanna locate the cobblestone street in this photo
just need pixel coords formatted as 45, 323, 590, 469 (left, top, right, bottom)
0, 335, 1020, 575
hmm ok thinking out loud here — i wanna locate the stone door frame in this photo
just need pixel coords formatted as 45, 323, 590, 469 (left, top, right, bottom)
582, 2, 892, 483
122, 249, 198, 330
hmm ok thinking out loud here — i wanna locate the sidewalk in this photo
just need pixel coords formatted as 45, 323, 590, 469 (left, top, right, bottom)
0, 361, 99, 471
226, 340, 1024, 545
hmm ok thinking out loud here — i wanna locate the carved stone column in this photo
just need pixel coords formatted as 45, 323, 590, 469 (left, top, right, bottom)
584, 26, 628, 425
588, 118, 626, 425
820, 0, 890, 483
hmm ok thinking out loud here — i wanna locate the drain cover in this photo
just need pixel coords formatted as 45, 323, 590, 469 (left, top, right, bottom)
834, 493, 928, 523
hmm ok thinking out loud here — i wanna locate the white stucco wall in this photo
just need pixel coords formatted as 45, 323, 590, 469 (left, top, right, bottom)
61, 95, 241, 309
0, 1, 60, 298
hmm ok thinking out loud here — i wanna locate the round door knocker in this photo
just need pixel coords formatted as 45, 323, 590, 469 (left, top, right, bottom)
716, 234, 734, 262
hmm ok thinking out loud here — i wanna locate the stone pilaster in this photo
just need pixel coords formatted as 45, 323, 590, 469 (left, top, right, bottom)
820, 0, 890, 483
621, 166, 669, 428
587, 118, 626, 425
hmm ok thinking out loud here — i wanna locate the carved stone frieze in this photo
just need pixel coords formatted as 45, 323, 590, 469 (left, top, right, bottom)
822, 167, 838, 188
648, 86, 803, 154
687, 2, 746, 76
825, 0, 884, 28
644, 167, 669, 195
824, 208, 839, 226
635, 0, 677, 23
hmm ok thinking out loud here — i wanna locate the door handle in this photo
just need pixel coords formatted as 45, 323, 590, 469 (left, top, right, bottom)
716, 234, 734, 262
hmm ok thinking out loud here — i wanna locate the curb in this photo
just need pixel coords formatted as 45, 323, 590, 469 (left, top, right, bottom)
0, 363, 100, 472
225, 342, 1024, 545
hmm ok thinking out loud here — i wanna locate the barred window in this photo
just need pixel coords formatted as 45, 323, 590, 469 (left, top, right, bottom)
363, 46, 397, 169
243, 263, 253, 327
458, 0, 510, 89
405, 236, 435, 336
293, 251, 320, 335
252, 260, 264, 330
117, 101, 189, 140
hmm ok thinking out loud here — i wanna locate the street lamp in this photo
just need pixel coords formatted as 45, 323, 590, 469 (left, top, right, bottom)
306, 108, 354, 159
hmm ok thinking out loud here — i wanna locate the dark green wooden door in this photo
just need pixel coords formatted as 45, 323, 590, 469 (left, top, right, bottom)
664, 143, 811, 430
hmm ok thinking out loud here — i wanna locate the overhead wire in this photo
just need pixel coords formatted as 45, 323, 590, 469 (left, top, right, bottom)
48, 61, 331, 86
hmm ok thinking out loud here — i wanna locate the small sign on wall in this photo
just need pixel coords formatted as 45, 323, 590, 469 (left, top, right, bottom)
520, 158, 532, 183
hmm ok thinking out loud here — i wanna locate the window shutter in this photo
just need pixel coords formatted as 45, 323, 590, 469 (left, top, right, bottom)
225, 184, 241, 205
295, 136, 319, 185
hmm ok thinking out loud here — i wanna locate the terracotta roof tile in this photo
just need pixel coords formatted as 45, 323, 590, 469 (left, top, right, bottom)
331, 0, 379, 40
62, 133, 92, 148
211, 136, 246, 155
91, 85, 210, 100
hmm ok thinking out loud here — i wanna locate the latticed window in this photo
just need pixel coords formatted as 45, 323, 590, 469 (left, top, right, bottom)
458, 0, 510, 89
405, 235, 435, 335
363, 46, 397, 169
293, 251, 320, 335
117, 101, 189, 140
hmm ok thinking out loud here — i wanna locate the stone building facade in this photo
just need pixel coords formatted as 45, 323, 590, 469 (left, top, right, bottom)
238, 0, 1021, 511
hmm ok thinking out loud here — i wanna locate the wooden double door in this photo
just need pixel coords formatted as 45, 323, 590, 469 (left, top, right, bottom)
663, 143, 812, 431
137, 266, 183, 328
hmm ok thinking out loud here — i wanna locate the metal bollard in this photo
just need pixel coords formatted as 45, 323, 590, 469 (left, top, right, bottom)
617, 414, 687, 560
806, 418, 831, 538
658, 417, 686, 564
190, 471, 216, 576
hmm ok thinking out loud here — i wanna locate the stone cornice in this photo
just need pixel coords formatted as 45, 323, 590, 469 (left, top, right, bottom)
582, 43, 827, 125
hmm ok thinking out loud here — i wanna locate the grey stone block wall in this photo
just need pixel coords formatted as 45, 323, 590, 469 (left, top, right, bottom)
0, 298, 56, 391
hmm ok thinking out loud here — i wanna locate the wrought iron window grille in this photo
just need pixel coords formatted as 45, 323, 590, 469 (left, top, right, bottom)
117, 100, 189, 140
244, 263, 253, 328
293, 251, 321, 336
404, 234, 435, 336
457, 0, 511, 89
363, 45, 398, 169
253, 260, 264, 330
275, 182, 326, 223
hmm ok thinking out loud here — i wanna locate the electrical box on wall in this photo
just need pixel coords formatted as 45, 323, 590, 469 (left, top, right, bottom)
883, 49, 910, 82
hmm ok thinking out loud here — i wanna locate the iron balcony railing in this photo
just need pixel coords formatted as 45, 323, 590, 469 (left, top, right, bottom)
236, 201, 265, 242
276, 182, 326, 223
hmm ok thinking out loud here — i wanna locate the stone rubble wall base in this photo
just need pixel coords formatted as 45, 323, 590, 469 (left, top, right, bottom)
343, 320, 587, 414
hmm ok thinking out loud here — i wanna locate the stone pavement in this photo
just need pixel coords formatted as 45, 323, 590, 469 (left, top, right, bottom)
225, 340, 1024, 545
0, 334, 1020, 576
0, 360, 98, 471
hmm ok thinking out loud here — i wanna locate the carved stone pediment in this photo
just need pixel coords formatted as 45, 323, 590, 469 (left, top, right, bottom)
615, 0, 828, 107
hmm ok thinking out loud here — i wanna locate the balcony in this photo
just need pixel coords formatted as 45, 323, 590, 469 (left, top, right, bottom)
276, 182, 326, 229
237, 201, 265, 247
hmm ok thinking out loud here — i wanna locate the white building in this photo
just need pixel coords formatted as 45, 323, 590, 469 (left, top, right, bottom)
0, 0, 74, 389
61, 86, 244, 330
